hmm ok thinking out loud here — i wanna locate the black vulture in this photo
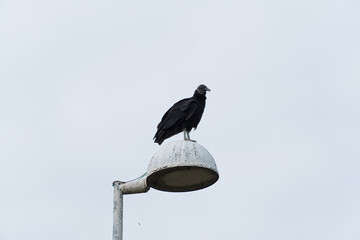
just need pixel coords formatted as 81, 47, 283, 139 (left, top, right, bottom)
153, 84, 211, 145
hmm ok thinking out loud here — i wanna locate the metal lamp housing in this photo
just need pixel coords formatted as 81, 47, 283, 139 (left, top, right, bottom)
147, 140, 219, 192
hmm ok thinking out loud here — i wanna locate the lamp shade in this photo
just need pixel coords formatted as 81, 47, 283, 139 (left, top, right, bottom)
147, 140, 219, 192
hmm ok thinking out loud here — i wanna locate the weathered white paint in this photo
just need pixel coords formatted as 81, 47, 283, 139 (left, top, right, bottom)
113, 140, 219, 239
120, 173, 149, 194
112, 175, 150, 240
112, 181, 123, 240
146, 140, 219, 192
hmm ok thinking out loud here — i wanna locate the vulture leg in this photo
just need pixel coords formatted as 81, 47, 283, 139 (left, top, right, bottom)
186, 131, 190, 140
183, 129, 189, 140
183, 130, 196, 142
187, 130, 197, 142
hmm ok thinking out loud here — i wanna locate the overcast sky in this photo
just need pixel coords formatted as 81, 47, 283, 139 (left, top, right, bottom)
1, 0, 360, 239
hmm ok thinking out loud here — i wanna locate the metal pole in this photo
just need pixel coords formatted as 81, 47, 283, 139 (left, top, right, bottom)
112, 174, 149, 240
113, 181, 123, 240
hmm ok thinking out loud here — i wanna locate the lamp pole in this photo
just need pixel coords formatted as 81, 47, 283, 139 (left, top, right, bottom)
112, 181, 124, 240
112, 174, 149, 240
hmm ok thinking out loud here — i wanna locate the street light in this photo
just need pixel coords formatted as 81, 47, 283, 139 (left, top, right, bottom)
112, 140, 219, 240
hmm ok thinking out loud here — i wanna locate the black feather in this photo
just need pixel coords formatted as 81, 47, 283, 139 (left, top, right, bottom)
153, 85, 210, 145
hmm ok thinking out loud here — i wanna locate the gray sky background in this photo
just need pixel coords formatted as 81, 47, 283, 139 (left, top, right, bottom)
1, 0, 360, 239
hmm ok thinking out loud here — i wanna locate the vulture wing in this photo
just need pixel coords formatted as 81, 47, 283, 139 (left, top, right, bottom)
157, 98, 198, 130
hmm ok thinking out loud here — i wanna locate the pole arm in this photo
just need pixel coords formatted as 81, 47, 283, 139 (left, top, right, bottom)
118, 173, 149, 194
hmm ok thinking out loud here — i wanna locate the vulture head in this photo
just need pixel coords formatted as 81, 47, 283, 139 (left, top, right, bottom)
196, 84, 211, 95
